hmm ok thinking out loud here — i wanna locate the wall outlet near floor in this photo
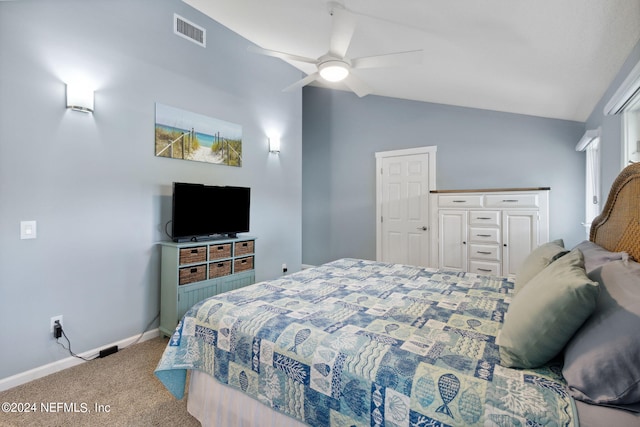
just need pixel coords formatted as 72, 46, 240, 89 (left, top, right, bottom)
50, 315, 63, 333
282, 263, 288, 274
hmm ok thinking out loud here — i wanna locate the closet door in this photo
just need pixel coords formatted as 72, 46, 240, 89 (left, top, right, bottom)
502, 210, 539, 276
376, 147, 436, 267
438, 210, 468, 271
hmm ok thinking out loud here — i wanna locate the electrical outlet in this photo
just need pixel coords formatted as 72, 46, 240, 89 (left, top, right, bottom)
50, 315, 63, 333
282, 263, 288, 274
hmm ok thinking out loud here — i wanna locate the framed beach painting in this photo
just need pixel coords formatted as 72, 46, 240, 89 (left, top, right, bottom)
154, 103, 243, 167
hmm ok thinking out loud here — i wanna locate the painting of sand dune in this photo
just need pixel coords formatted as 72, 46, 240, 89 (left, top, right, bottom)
155, 103, 242, 167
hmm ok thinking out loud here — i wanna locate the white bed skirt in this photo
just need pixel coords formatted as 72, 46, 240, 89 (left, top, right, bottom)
188, 370, 307, 427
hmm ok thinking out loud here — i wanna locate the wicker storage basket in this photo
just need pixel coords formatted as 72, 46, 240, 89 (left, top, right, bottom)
179, 246, 207, 265
209, 261, 232, 278
234, 256, 254, 272
209, 243, 232, 261
179, 265, 206, 285
234, 240, 254, 256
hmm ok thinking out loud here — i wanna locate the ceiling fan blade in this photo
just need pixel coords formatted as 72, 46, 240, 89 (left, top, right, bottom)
283, 72, 320, 92
351, 49, 424, 69
343, 74, 372, 98
328, 4, 356, 58
247, 45, 317, 64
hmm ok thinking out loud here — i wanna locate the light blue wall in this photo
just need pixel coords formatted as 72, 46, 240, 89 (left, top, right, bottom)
0, 0, 302, 379
302, 86, 585, 266
585, 38, 640, 195
3, 0, 635, 385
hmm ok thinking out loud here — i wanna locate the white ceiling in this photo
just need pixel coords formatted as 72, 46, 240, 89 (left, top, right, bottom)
184, 0, 640, 121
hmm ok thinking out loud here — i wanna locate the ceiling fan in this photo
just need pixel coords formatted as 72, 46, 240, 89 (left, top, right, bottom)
248, 1, 423, 97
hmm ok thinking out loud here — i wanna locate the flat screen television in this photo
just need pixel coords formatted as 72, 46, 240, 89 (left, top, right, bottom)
171, 182, 250, 242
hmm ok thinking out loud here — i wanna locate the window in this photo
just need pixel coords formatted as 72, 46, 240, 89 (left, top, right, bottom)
585, 58, 639, 236
576, 130, 601, 237
603, 59, 640, 168
622, 94, 640, 166
585, 138, 601, 226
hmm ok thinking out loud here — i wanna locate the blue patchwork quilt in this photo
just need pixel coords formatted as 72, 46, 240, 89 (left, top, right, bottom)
155, 258, 578, 426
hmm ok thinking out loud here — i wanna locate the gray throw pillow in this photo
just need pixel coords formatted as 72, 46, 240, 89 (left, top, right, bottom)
572, 240, 627, 273
499, 248, 599, 368
563, 259, 640, 407
513, 239, 566, 293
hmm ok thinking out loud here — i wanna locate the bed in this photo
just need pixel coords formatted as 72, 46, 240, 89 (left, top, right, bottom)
155, 162, 640, 427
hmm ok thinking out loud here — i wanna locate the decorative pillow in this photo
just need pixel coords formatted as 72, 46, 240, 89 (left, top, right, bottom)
572, 240, 627, 273
513, 239, 566, 293
498, 249, 599, 368
614, 220, 640, 262
563, 259, 640, 407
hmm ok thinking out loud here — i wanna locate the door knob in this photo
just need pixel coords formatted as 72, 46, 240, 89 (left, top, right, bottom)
417, 226, 428, 231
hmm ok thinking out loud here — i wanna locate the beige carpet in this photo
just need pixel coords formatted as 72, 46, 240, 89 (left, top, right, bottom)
0, 337, 200, 427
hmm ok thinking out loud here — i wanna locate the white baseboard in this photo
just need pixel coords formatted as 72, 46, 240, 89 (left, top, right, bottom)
0, 328, 160, 393
301, 264, 316, 270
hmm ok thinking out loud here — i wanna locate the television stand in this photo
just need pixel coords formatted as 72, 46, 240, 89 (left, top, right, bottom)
159, 236, 256, 337
175, 233, 241, 243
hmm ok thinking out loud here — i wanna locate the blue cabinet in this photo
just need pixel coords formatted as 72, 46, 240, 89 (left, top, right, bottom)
159, 237, 255, 337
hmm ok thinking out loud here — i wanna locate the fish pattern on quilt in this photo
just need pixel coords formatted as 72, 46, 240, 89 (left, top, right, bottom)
155, 258, 576, 427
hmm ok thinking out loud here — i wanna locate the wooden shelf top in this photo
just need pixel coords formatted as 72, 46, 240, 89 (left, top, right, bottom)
430, 187, 550, 194
159, 235, 256, 247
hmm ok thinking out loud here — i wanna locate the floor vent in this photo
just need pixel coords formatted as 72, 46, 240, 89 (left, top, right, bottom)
174, 13, 206, 47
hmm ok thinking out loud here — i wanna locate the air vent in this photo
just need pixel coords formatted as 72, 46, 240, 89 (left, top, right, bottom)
174, 14, 206, 47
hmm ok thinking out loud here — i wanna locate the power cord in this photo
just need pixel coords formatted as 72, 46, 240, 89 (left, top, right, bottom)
164, 220, 173, 239
120, 311, 160, 351
54, 311, 161, 360
55, 323, 99, 361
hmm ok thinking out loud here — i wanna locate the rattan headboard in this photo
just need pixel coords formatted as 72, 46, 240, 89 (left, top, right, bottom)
590, 162, 640, 261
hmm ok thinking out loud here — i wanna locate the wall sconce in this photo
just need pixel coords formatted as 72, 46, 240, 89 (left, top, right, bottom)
269, 136, 280, 153
66, 82, 94, 113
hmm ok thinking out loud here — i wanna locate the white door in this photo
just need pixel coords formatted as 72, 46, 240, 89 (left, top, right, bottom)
439, 210, 468, 271
502, 210, 539, 276
376, 147, 436, 266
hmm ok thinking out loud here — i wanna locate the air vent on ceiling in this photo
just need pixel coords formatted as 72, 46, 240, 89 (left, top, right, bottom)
174, 14, 206, 47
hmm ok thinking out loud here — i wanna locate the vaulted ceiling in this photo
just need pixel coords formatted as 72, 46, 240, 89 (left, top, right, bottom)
184, 0, 640, 121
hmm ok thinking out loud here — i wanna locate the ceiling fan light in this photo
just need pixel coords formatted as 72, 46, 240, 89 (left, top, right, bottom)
319, 60, 349, 82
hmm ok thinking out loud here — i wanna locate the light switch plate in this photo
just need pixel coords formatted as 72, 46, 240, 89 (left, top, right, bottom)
20, 220, 37, 239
